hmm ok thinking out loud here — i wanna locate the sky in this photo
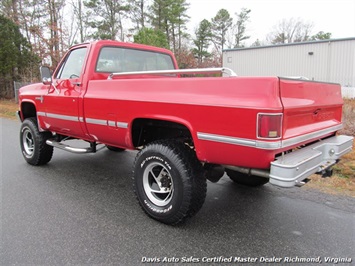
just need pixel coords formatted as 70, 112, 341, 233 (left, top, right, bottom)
186, 0, 355, 45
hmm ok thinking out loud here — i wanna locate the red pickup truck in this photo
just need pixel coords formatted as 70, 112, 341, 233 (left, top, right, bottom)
18, 40, 353, 225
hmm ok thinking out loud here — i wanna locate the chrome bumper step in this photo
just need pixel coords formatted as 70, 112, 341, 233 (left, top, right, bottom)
270, 135, 353, 187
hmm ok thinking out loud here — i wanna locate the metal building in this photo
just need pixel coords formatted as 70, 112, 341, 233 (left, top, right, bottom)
223, 38, 355, 98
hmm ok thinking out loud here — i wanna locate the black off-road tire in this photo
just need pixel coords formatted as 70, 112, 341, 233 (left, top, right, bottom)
20, 117, 53, 166
226, 169, 269, 187
133, 140, 207, 225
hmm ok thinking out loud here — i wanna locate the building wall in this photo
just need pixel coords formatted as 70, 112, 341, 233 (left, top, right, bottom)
223, 38, 355, 88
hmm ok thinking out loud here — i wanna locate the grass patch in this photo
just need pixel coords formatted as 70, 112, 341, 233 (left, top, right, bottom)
338, 98, 355, 136
307, 173, 355, 197
0, 99, 18, 119
333, 143, 355, 178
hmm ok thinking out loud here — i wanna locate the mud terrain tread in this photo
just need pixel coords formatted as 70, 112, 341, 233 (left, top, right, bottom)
20, 117, 53, 165
133, 140, 207, 225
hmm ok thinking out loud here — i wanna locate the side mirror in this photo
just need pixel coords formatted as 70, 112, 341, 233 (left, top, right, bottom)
40, 66, 52, 85
40, 66, 60, 94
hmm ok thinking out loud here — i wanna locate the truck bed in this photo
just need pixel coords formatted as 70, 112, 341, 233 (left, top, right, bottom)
83, 76, 343, 169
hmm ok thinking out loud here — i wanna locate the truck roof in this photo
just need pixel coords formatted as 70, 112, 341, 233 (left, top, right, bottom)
69, 40, 173, 55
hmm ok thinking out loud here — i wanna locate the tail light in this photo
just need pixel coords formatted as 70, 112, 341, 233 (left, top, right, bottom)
257, 113, 282, 139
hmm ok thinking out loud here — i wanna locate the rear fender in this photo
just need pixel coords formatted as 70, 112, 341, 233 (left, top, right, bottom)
130, 115, 201, 151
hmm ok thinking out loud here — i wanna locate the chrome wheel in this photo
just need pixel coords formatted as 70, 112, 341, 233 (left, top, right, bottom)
20, 118, 53, 165
22, 128, 34, 157
143, 162, 174, 207
133, 140, 207, 225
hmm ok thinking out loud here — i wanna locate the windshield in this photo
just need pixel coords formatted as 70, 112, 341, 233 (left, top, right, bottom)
96, 46, 175, 73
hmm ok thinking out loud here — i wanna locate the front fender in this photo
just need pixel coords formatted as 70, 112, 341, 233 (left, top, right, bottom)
20, 100, 47, 132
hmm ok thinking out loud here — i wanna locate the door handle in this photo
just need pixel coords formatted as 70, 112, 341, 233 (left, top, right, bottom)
71, 82, 82, 87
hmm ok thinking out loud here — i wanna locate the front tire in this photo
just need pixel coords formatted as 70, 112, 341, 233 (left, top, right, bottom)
20, 118, 53, 165
133, 140, 206, 225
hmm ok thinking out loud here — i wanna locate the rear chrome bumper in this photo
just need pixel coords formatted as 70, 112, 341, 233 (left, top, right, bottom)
270, 135, 353, 187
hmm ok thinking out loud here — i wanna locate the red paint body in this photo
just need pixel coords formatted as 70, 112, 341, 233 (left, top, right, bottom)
18, 40, 343, 169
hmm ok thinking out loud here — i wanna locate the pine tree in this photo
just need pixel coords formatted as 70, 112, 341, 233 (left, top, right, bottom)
211, 9, 233, 52
84, 0, 129, 40
193, 19, 212, 65
134, 27, 169, 49
0, 15, 38, 98
234, 8, 251, 48
150, 0, 189, 52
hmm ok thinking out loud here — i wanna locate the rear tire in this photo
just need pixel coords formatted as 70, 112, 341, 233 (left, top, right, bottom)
133, 140, 206, 225
226, 169, 269, 187
20, 118, 53, 165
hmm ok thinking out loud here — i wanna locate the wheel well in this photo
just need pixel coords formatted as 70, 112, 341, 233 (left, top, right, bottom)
21, 102, 36, 119
132, 118, 193, 147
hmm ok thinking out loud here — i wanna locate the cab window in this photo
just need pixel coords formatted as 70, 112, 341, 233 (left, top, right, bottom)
96, 46, 175, 73
56, 47, 87, 79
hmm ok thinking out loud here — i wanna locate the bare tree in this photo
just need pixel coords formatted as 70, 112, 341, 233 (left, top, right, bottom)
48, 0, 59, 65
8, 0, 67, 66
128, 0, 148, 31
267, 17, 314, 44
70, 0, 87, 44
13, 0, 46, 55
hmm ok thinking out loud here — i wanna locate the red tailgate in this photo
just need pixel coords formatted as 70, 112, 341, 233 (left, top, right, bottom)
279, 78, 343, 146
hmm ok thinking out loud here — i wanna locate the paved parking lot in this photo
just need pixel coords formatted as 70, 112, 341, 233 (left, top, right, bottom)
1, 118, 354, 265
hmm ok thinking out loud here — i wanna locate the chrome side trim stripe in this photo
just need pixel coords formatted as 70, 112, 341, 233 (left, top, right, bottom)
38, 111, 82, 122
85, 118, 128, 128
281, 124, 343, 148
46, 113, 81, 122
256, 141, 282, 149
197, 124, 342, 150
85, 118, 107, 126
37, 112, 128, 129
117, 122, 129, 129
197, 132, 256, 147
108, 121, 116, 127
37, 111, 46, 117
197, 132, 281, 150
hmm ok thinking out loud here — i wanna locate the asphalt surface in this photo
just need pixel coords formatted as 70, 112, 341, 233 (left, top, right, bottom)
1, 118, 354, 265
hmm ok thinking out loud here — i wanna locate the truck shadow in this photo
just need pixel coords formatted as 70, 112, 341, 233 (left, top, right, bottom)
31, 148, 301, 232
22, 148, 341, 260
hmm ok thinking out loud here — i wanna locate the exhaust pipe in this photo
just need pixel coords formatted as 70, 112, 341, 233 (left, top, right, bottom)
223, 165, 270, 179
295, 178, 311, 187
